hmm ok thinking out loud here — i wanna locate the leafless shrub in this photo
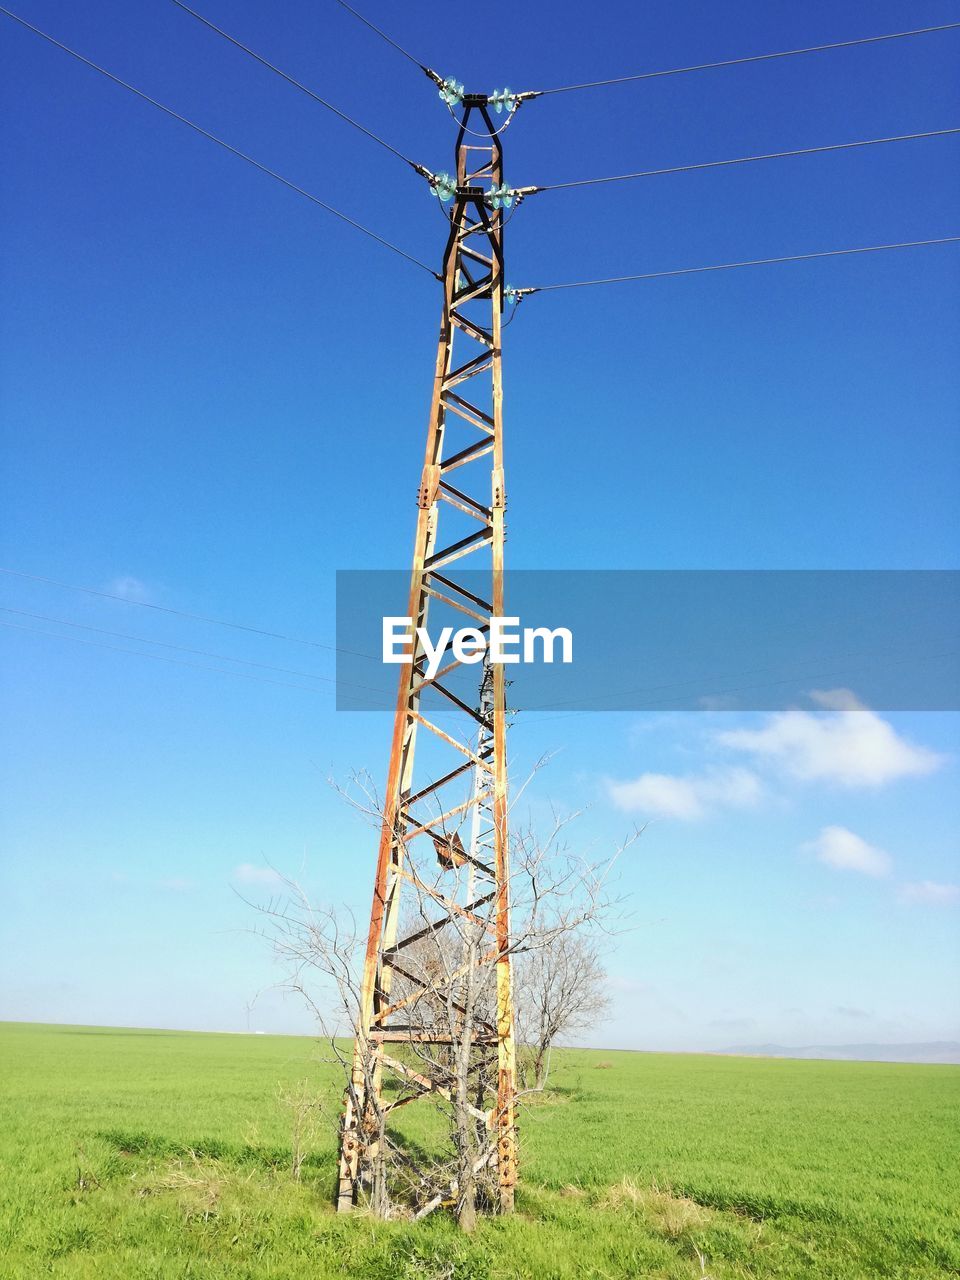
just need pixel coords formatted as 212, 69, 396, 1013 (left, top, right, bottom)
243, 772, 639, 1227
277, 1078, 324, 1181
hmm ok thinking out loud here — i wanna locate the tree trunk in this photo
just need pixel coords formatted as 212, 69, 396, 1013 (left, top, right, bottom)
454, 932, 479, 1232
458, 1168, 478, 1233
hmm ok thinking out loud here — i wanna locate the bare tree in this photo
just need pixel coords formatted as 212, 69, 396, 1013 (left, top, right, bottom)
244, 793, 637, 1226
514, 931, 611, 1090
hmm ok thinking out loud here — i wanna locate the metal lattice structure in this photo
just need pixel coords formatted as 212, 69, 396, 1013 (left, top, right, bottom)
337, 98, 516, 1214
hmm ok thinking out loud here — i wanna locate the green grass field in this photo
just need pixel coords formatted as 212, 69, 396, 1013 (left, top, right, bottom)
1, 1022, 957, 1278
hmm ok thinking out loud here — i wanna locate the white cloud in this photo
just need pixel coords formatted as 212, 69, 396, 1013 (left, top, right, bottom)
805, 825, 892, 877
158, 877, 192, 892
898, 881, 960, 905
717, 689, 943, 788
105, 575, 152, 602
608, 766, 762, 821
233, 863, 282, 886
609, 772, 702, 819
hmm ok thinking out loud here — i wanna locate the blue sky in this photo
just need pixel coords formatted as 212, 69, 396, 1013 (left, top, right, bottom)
1, 0, 958, 1049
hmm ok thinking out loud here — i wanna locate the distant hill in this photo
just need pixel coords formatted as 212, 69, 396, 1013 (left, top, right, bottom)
717, 1042, 960, 1064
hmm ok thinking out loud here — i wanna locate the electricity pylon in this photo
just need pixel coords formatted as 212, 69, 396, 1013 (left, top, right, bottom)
337, 97, 516, 1214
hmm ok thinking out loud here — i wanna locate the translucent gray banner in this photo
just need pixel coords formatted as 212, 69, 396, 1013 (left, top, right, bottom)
335, 570, 959, 712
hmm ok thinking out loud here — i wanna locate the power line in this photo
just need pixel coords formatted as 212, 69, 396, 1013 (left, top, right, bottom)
0, 606, 362, 686
512, 644, 960, 724
513, 643, 959, 717
0, 5, 438, 278
326, 0, 435, 81
0, 618, 392, 701
0, 567, 377, 659
529, 126, 960, 194
529, 20, 960, 98
516, 236, 960, 296
169, 0, 430, 179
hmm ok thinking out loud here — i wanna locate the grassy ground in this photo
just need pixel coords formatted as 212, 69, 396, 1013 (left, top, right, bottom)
0, 1022, 957, 1278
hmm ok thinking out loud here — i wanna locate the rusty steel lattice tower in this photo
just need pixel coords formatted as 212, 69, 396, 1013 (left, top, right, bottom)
337, 96, 516, 1213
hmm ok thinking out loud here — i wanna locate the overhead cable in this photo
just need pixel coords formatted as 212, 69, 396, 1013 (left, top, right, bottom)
169, 0, 430, 179
0, 6, 438, 278
514, 236, 960, 296
527, 21, 960, 98
527, 126, 960, 194
0, 606, 347, 684
0, 568, 377, 659
326, 0, 436, 82
0, 619, 390, 702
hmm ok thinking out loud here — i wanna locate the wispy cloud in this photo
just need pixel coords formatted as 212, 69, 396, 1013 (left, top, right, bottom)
709, 1016, 756, 1033
104, 575, 152, 603
898, 881, 960, 905
804, 825, 892, 877
834, 1005, 871, 1019
717, 689, 943, 788
158, 877, 193, 892
607, 766, 762, 821
233, 863, 282, 886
